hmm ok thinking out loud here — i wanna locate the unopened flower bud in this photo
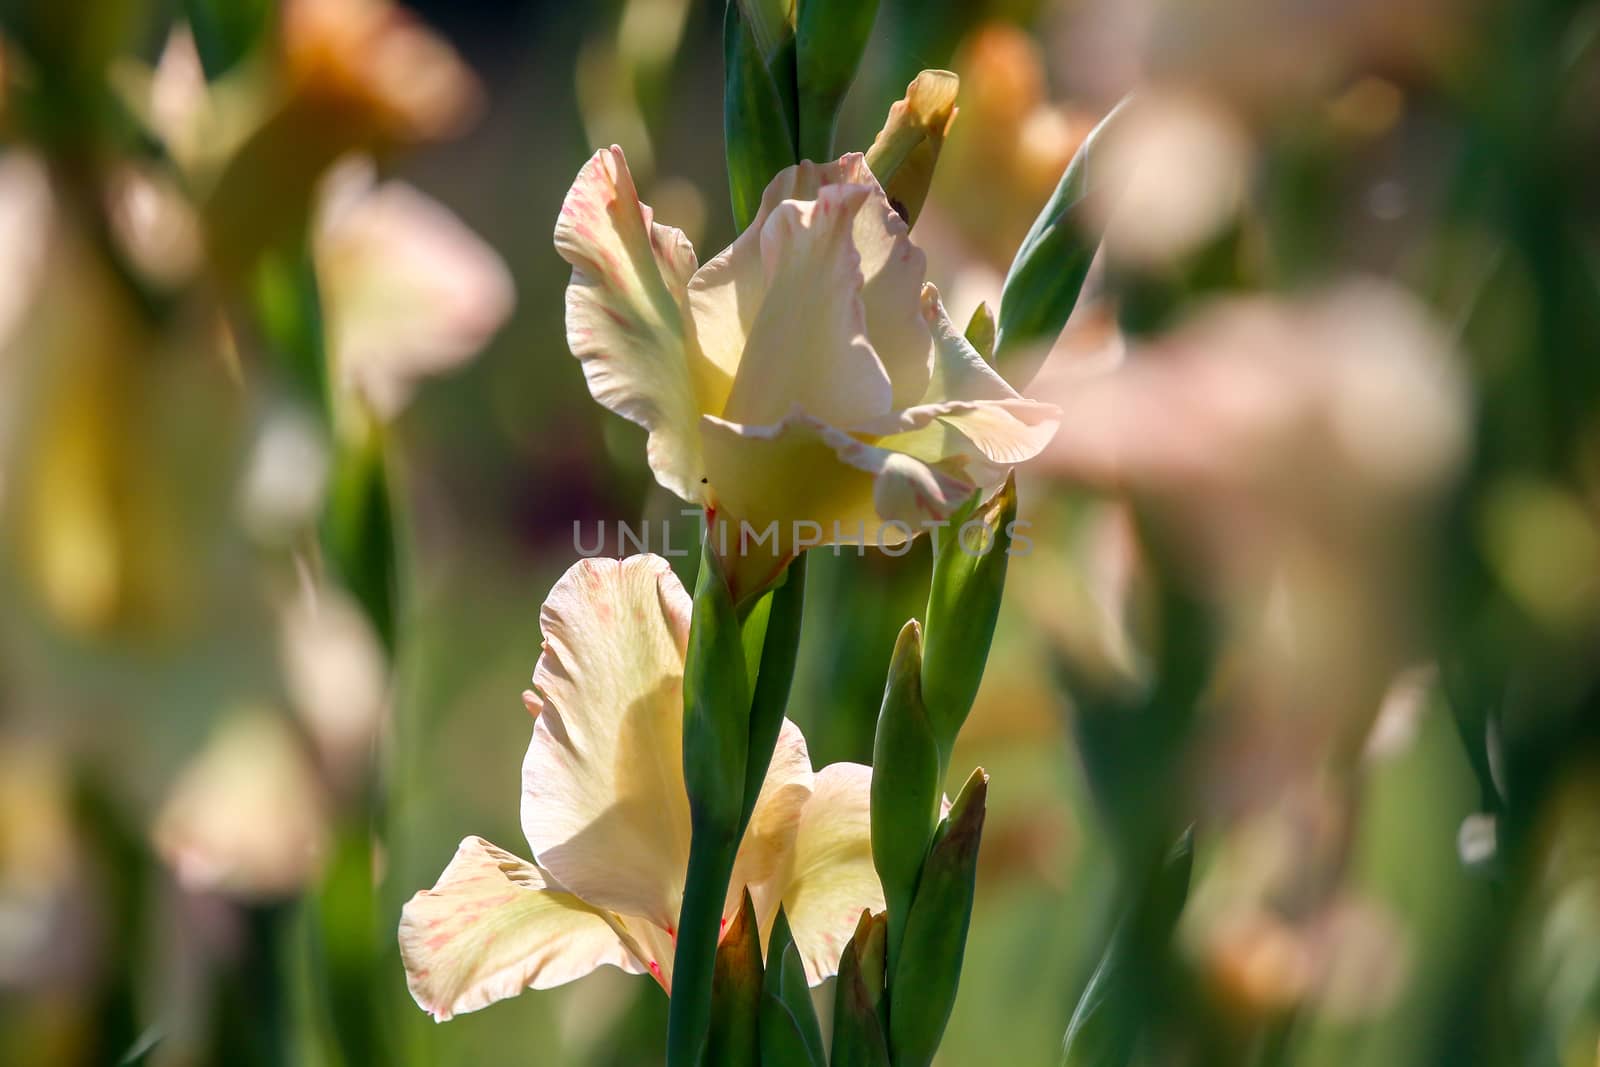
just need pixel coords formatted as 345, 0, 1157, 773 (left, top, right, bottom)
889, 768, 987, 1067
922, 475, 1018, 757
871, 619, 941, 967
865, 69, 959, 226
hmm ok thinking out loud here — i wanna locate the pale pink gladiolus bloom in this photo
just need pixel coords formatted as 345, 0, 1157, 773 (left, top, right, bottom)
399, 554, 882, 1021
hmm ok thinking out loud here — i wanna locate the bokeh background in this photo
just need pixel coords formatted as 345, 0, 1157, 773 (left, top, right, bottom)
2, 0, 1599, 1064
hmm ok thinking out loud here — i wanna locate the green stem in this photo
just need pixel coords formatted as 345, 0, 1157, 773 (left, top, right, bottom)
667, 825, 741, 1067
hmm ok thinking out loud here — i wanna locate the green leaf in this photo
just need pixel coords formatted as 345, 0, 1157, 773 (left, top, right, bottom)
921, 476, 1018, 762
707, 892, 764, 1067
760, 909, 826, 1067
871, 620, 941, 972
794, 0, 879, 161
1060, 830, 1194, 1067
830, 913, 892, 1067
724, 1, 797, 230
735, 0, 793, 59
996, 98, 1132, 362
964, 301, 996, 362
889, 768, 988, 1067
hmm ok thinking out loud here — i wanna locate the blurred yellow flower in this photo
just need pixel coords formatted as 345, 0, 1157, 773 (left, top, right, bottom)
555, 148, 1058, 596
399, 555, 882, 1020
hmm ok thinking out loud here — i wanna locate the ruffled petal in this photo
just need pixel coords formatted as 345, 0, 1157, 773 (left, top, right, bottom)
520, 556, 693, 931
918, 283, 1025, 405
687, 154, 931, 416
686, 158, 874, 399
720, 184, 893, 429
750, 763, 884, 985
700, 411, 971, 553
870, 284, 1060, 476
398, 837, 638, 1021
556, 146, 708, 501
849, 179, 934, 409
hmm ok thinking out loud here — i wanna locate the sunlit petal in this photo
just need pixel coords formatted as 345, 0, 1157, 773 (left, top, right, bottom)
720, 184, 893, 429
686, 157, 879, 402
399, 836, 639, 1021
701, 411, 970, 550
751, 763, 883, 985
520, 555, 693, 931
726, 718, 814, 919
556, 145, 708, 500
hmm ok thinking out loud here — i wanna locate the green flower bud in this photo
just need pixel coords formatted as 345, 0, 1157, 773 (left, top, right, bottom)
864, 70, 959, 227
997, 98, 1132, 361
889, 769, 988, 1067
794, 0, 879, 161
760, 908, 826, 1067
707, 891, 763, 1067
922, 476, 1018, 760
964, 301, 997, 362
871, 620, 942, 970
830, 911, 892, 1067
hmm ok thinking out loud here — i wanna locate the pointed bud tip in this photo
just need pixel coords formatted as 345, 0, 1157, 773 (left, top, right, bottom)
905, 69, 960, 133
950, 767, 990, 822
893, 617, 925, 657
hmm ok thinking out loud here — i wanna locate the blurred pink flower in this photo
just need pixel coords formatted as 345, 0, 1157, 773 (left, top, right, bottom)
153, 710, 330, 899
315, 157, 515, 421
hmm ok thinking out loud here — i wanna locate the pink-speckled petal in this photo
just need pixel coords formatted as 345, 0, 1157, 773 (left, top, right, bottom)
556, 146, 709, 501
398, 837, 639, 1021
520, 555, 693, 931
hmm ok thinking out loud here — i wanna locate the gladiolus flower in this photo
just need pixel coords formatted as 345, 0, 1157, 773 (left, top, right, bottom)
555, 148, 1059, 597
399, 554, 882, 1020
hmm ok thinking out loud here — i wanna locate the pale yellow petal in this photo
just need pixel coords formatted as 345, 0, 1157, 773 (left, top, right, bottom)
556, 146, 708, 500
849, 178, 933, 409
872, 284, 1060, 474
687, 153, 931, 414
520, 555, 693, 930
751, 763, 884, 985
720, 185, 893, 429
726, 718, 814, 919
398, 836, 638, 1021
614, 912, 678, 992
918, 282, 1025, 405
701, 412, 972, 552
